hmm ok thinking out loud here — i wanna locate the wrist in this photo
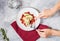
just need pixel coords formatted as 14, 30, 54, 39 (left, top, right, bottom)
55, 4, 59, 10
51, 29, 59, 36
51, 29, 56, 36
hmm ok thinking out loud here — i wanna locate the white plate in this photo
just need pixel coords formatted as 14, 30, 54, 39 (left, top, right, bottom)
16, 8, 41, 31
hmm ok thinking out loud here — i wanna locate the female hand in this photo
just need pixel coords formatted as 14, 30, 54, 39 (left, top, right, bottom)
36, 29, 52, 38
37, 1, 60, 18
38, 9, 53, 18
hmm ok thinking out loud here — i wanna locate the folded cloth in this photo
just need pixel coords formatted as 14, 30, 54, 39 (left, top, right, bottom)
11, 21, 49, 41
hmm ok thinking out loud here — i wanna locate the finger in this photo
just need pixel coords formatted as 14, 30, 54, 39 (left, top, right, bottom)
36, 29, 44, 36
42, 16, 48, 18
38, 14, 44, 18
36, 29, 40, 32
36, 29, 44, 33
40, 29, 46, 31
36, 29, 41, 33
36, 29, 41, 35
35, 13, 43, 19
36, 29, 47, 37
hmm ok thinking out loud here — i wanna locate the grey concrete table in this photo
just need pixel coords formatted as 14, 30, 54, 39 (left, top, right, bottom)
0, 0, 60, 41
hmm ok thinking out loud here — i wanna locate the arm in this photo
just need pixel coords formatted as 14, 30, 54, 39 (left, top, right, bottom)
38, 1, 60, 18
36, 29, 60, 38
50, 2, 60, 15
52, 30, 60, 36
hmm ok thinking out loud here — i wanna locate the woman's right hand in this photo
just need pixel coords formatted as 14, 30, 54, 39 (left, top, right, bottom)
37, 9, 54, 18
37, 1, 60, 19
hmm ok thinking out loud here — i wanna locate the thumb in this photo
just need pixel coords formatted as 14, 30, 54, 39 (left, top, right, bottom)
36, 29, 40, 33
36, 29, 41, 36
36, 29, 44, 33
37, 13, 44, 18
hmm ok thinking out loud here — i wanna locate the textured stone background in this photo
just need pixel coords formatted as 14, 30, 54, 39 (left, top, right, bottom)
0, 0, 60, 41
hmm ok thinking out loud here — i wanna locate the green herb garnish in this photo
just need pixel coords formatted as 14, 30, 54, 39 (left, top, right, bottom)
1, 28, 9, 41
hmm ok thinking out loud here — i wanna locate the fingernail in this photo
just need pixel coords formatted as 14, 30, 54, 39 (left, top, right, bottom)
40, 31, 44, 32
